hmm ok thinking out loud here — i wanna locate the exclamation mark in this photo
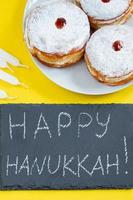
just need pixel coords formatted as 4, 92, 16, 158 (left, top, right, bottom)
124, 136, 128, 175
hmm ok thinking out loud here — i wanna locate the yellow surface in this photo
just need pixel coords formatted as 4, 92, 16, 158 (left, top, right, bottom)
0, 0, 133, 199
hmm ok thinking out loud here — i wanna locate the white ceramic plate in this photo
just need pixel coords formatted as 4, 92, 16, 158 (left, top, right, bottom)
24, 0, 133, 95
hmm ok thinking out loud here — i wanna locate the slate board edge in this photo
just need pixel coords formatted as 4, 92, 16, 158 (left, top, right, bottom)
0, 103, 133, 190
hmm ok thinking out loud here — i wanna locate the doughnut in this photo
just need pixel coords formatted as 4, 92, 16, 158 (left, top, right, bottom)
75, 0, 133, 29
24, 0, 90, 68
85, 25, 133, 86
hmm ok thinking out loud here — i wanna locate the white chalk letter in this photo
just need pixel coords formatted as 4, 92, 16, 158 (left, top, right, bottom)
34, 113, 52, 139
91, 156, 104, 176
18, 155, 30, 176
58, 112, 71, 136
63, 155, 77, 177
77, 154, 91, 177
78, 113, 92, 138
30, 156, 47, 175
96, 112, 111, 139
9, 112, 26, 140
6, 155, 18, 176
47, 155, 61, 175
107, 154, 119, 175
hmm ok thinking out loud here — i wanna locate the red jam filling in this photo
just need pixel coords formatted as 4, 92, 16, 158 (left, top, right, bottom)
101, 0, 110, 3
55, 18, 66, 29
112, 40, 123, 52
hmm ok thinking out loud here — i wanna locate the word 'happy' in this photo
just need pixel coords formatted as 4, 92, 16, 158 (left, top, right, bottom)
9, 111, 111, 140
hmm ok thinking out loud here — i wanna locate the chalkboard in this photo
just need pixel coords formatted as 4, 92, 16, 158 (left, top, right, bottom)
0, 104, 133, 190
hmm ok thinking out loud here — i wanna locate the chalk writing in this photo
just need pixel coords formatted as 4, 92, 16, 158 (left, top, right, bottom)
9, 112, 26, 140
5, 154, 122, 177
78, 113, 92, 138
34, 113, 52, 139
30, 156, 47, 175
96, 113, 111, 139
58, 112, 71, 137
106, 154, 119, 175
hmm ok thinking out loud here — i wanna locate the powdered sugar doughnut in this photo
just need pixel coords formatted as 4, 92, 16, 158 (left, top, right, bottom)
85, 25, 133, 86
76, 0, 133, 29
25, 0, 75, 15
24, 0, 90, 67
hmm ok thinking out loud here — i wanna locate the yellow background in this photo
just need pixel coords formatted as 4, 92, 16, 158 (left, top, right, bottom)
0, 0, 133, 199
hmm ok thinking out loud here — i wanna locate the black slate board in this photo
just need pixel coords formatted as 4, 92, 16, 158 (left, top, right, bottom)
0, 104, 133, 190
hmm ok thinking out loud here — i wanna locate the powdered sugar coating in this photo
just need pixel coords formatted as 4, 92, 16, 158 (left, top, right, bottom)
25, 0, 90, 54
86, 25, 133, 77
80, 0, 131, 20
